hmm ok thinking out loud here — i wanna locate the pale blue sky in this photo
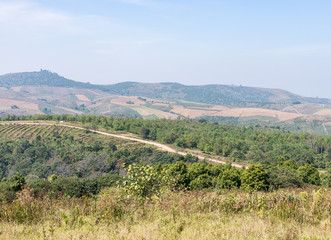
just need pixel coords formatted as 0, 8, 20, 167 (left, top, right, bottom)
0, 0, 330, 98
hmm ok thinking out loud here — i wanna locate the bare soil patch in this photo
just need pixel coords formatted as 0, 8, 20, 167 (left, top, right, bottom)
76, 94, 90, 102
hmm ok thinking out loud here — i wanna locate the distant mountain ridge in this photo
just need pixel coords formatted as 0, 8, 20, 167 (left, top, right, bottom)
0, 70, 330, 108
0, 70, 92, 89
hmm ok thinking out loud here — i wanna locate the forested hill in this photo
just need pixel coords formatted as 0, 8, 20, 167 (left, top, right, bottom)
0, 70, 93, 89
1, 70, 330, 107
105, 82, 304, 107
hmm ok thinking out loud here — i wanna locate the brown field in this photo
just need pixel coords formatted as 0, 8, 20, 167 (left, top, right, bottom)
314, 109, 331, 116
75, 94, 90, 102
170, 105, 302, 121
209, 105, 230, 111
171, 106, 220, 118
0, 98, 41, 112
111, 96, 147, 106
22, 86, 72, 95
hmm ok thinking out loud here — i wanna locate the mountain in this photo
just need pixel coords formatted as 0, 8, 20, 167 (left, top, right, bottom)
0, 70, 330, 135
1, 70, 330, 108
0, 70, 94, 89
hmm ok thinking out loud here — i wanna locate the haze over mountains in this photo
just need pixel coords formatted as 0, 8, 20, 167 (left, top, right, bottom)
0, 70, 330, 135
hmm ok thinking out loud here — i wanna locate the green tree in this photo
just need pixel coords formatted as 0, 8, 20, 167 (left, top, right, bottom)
189, 173, 213, 190
218, 168, 241, 189
140, 127, 150, 139
10, 172, 26, 191
298, 164, 320, 185
166, 161, 189, 190
241, 164, 269, 192
122, 164, 165, 199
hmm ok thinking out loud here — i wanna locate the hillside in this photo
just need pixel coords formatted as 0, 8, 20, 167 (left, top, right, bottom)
0, 123, 201, 179
0, 118, 330, 239
0, 70, 331, 135
1, 70, 330, 107
1, 116, 330, 172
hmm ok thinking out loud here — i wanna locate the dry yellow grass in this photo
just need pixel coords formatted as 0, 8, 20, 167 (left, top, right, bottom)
0, 187, 329, 240
0, 213, 329, 240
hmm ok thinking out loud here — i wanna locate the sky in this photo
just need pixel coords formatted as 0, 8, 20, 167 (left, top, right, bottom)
0, 0, 330, 98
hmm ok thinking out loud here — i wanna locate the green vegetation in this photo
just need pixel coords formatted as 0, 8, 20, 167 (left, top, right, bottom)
4, 114, 330, 170
0, 115, 330, 239
0, 70, 93, 89
0, 124, 199, 181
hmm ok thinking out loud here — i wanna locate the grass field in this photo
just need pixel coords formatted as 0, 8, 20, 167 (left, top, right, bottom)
0, 187, 329, 240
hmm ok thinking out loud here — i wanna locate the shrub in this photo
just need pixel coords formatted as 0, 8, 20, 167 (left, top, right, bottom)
189, 173, 213, 190
241, 164, 269, 192
122, 164, 165, 199
298, 164, 321, 185
10, 173, 26, 191
218, 168, 241, 189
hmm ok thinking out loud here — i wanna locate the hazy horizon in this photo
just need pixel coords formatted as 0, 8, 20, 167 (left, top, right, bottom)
0, 0, 330, 98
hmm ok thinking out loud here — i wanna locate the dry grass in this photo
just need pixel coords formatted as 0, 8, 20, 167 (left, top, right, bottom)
0, 187, 330, 240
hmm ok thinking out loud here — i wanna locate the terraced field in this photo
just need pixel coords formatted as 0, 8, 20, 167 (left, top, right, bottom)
0, 123, 149, 151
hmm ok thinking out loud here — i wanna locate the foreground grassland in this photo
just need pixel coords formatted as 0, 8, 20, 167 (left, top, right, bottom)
0, 187, 330, 240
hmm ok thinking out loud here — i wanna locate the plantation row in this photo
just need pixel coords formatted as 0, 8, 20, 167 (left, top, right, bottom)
0, 124, 70, 140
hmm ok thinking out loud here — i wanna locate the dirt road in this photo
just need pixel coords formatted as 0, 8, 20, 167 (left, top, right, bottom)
1, 122, 246, 168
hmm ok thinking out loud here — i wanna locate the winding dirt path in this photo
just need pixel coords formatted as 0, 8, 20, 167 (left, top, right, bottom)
0, 122, 246, 168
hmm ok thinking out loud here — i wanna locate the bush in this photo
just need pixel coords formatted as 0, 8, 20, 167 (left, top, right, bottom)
298, 164, 321, 185
218, 168, 241, 189
166, 161, 190, 190
241, 164, 269, 192
10, 173, 26, 191
122, 164, 165, 199
267, 167, 302, 189
189, 173, 213, 190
